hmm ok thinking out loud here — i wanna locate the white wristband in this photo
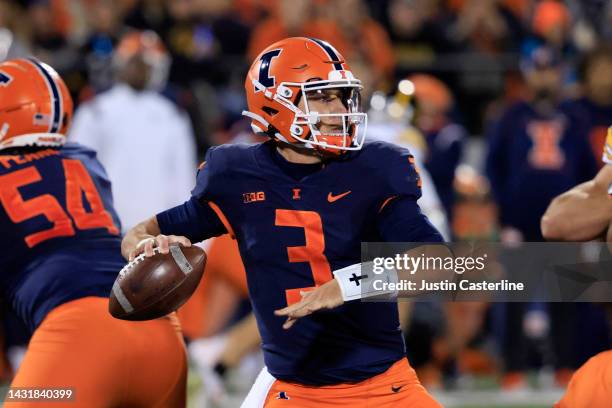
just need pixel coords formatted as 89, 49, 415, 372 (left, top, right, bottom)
333, 262, 398, 302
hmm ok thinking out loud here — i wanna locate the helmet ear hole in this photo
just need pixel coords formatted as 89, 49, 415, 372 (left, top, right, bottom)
262, 106, 278, 117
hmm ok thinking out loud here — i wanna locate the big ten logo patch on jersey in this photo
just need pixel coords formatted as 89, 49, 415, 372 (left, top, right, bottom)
292, 188, 301, 200
527, 119, 565, 169
243, 191, 266, 203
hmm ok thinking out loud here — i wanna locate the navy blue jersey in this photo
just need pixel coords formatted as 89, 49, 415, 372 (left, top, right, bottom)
0, 143, 123, 332
157, 140, 442, 385
486, 101, 598, 240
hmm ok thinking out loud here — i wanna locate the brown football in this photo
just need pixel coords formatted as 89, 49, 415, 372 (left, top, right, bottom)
109, 244, 206, 321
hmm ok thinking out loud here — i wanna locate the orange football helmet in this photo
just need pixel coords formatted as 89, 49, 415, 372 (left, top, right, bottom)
0, 58, 73, 150
243, 37, 367, 154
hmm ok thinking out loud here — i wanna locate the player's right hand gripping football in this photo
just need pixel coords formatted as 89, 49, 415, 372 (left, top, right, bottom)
121, 216, 192, 261
128, 235, 192, 261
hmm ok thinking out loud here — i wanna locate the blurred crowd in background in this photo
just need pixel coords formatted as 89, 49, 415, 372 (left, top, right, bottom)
1, 0, 610, 146
2, 0, 612, 403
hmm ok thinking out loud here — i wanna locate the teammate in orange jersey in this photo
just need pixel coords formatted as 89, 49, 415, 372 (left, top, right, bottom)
0, 59, 186, 407
555, 350, 612, 408
123, 37, 443, 407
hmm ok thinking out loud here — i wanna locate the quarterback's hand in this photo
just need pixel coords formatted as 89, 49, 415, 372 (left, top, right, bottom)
126, 234, 192, 261
274, 279, 344, 329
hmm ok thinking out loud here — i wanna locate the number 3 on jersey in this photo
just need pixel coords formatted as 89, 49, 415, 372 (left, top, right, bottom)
275, 209, 333, 305
0, 159, 118, 248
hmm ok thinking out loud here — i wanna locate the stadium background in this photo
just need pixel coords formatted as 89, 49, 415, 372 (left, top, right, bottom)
1, 0, 611, 406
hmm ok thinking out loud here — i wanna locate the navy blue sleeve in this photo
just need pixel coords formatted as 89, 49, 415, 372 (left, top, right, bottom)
377, 197, 444, 242
156, 196, 227, 242
368, 142, 442, 241
382, 147, 422, 200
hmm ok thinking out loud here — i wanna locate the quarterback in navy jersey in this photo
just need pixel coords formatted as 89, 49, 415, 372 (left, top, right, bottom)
124, 37, 443, 407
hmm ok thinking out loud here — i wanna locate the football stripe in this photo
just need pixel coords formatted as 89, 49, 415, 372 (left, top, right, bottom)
112, 281, 134, 313
170, 245, 193, 275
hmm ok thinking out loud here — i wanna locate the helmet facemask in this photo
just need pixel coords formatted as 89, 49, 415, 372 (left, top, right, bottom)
290, 80, 367, 154
244, 76, 368, 155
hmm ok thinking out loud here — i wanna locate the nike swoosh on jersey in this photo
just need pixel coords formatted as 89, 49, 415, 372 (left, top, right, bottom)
327, 191, 351, 203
